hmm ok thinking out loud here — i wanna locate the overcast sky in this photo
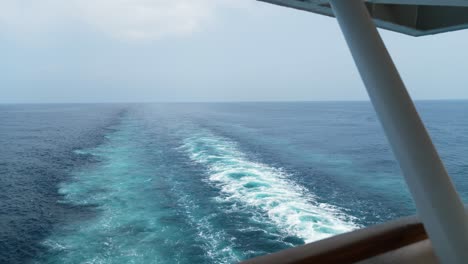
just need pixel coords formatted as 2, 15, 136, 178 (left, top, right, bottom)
1, 0, 467, 103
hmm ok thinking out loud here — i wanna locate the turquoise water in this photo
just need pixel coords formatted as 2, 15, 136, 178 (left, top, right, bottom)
40, 118, 198, 263
37, 112, 357, 263
2, 102, 468, 263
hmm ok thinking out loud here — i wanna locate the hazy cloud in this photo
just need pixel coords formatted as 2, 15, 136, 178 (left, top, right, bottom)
0, 0, 249, 40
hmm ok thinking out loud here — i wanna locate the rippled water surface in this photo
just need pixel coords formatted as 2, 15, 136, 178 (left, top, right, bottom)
2, 102, 468, 263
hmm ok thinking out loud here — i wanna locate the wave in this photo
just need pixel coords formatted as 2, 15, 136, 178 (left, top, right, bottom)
181, 132, 359, 243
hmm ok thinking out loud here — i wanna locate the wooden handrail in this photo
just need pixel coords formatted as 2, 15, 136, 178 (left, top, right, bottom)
242, 215, 428, 264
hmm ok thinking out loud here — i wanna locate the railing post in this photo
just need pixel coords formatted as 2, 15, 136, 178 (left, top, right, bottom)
328, 0, 468, 263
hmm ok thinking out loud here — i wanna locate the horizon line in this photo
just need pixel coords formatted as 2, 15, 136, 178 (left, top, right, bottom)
2, 98, 468, 105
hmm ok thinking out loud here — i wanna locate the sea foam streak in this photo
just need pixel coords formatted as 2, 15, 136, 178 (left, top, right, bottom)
182, 132, 359, 243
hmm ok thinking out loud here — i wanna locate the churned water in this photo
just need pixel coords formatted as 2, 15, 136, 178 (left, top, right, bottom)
2, 102, 468, 263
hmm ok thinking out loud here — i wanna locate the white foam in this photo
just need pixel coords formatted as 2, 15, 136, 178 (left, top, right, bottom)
181, 133, 359, 243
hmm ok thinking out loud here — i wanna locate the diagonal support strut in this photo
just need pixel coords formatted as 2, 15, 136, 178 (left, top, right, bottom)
328, 0, 468, 263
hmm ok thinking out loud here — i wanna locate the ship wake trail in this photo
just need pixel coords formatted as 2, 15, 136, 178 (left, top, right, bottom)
181, 131, 359, 243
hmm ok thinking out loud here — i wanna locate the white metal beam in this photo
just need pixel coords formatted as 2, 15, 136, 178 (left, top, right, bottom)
328, 0, 468, 263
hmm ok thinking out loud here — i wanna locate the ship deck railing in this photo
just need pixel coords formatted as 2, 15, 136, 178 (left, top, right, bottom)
242, 214, 440, 264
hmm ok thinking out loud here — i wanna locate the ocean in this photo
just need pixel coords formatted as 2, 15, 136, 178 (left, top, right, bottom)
1, 101, 468, 263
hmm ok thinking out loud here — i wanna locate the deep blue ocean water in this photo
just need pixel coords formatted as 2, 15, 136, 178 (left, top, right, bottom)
1, 102, 468, 263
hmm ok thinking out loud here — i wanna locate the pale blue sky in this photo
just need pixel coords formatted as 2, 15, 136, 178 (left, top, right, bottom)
1, 0, 467, 103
